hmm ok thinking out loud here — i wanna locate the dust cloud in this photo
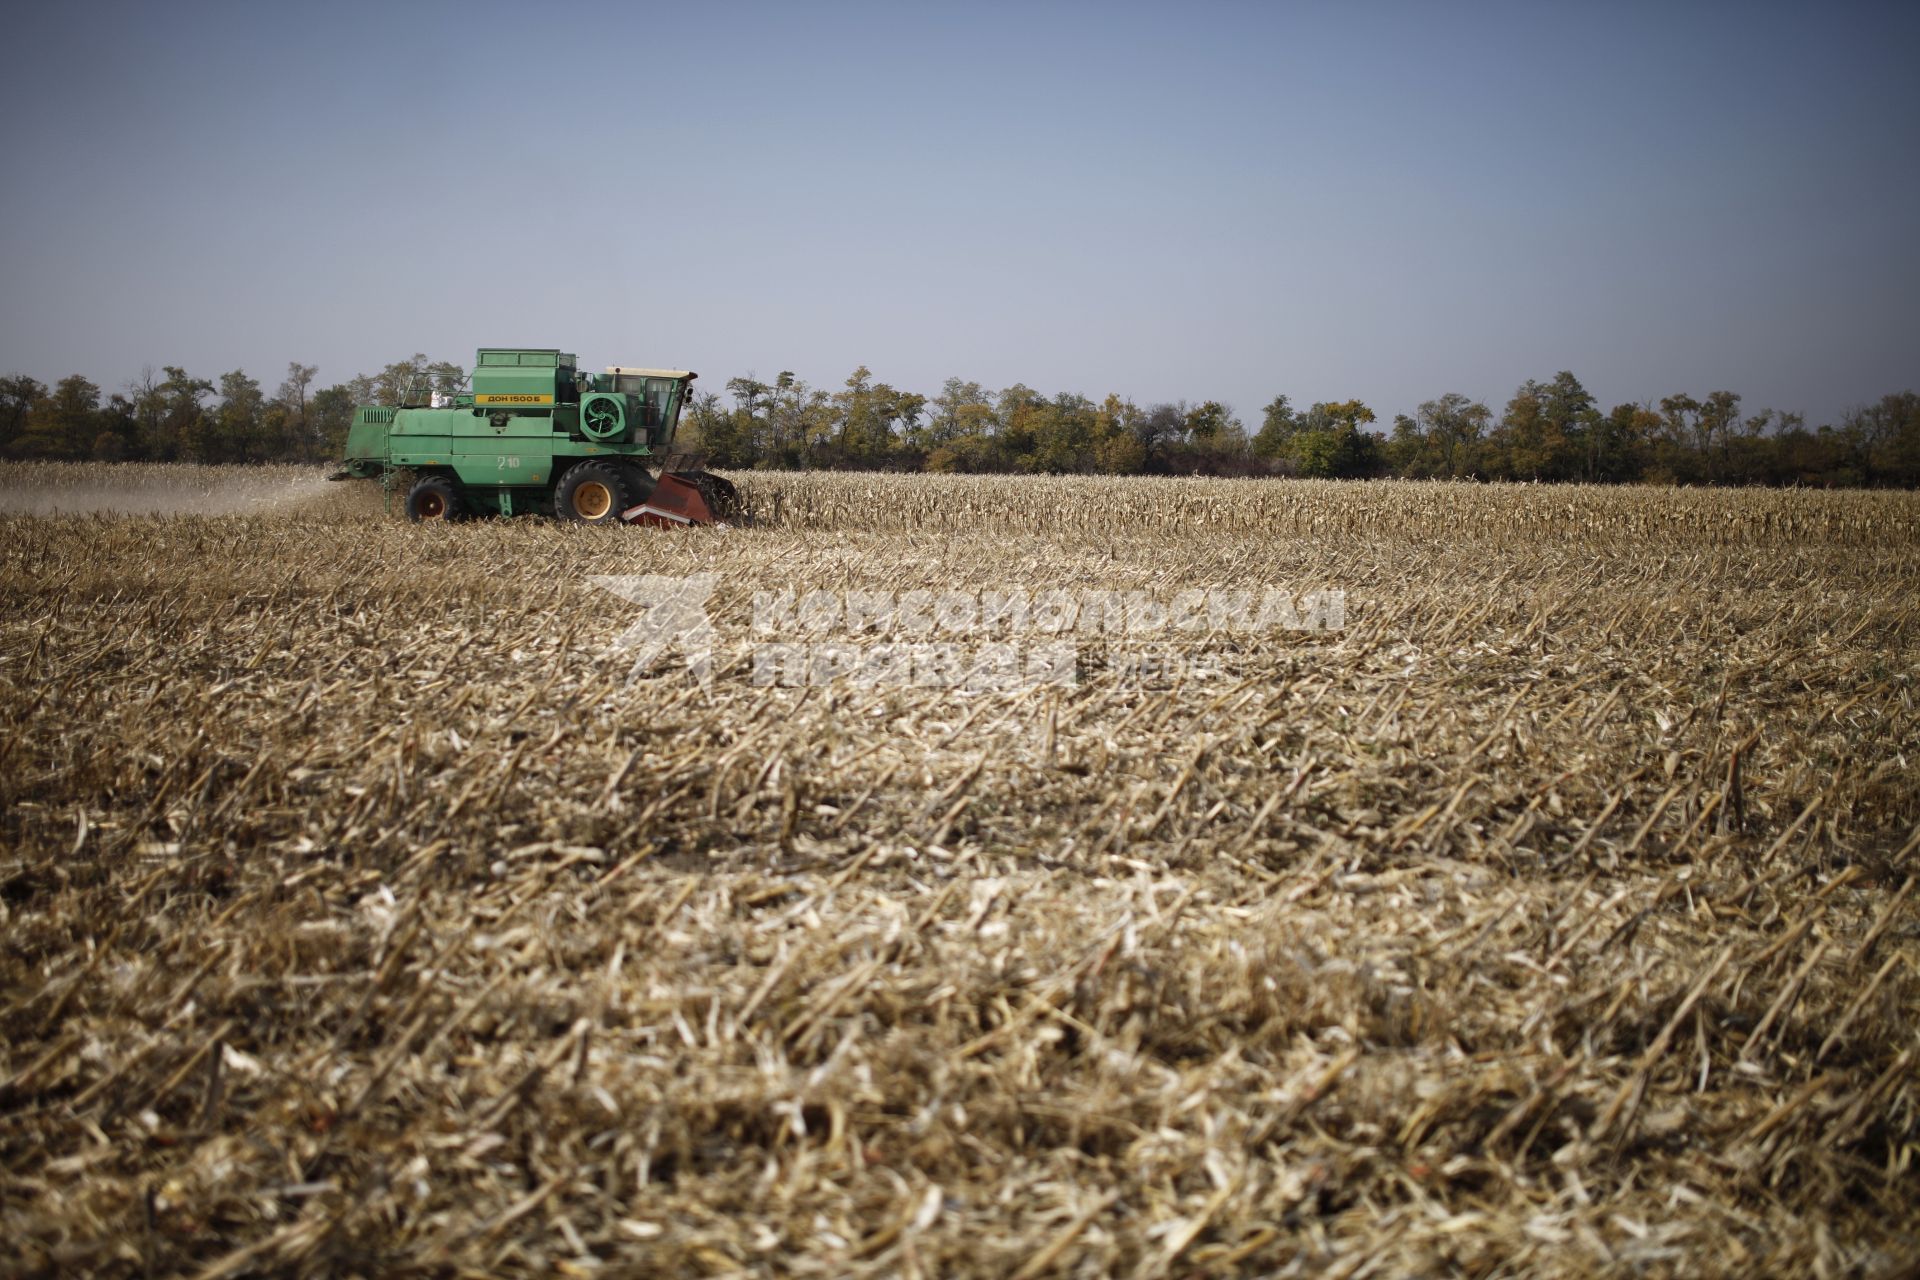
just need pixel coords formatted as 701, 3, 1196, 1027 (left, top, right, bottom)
0, 467, 347, 517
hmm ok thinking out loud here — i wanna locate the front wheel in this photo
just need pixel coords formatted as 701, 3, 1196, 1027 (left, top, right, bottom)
405, 474, 462, 522
556, 461, 638, 524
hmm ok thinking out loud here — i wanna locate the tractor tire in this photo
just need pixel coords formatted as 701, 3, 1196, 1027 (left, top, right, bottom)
405, 474, 463, 523
610, 459, 656, 503
557, 460, 638, 525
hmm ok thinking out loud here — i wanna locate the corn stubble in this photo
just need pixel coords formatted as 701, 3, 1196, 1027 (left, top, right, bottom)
1, 462, 1916, 1277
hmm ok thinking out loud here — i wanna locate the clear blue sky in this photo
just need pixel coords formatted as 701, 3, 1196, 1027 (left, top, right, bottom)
2, 0, 1915, 428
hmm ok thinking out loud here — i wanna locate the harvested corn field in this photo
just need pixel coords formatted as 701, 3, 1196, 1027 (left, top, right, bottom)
1, 462, 1917, 1277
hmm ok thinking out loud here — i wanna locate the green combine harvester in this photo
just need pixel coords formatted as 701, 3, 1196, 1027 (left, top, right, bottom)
331, 347, 737, 525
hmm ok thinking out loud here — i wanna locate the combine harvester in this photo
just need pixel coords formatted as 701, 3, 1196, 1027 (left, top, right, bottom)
332, 347, 737, 526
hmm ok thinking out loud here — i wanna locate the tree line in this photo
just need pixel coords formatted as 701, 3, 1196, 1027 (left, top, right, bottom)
3, 356, 1915, 487
0, 355, 464, 466
691, 368, 1919, 487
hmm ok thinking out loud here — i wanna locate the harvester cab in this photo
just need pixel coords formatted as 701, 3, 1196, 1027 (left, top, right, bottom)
332, 347, 738, 526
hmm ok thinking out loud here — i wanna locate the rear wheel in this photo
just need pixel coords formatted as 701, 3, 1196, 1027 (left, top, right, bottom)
557, 460, 638, 524
405, 474, 462, 522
